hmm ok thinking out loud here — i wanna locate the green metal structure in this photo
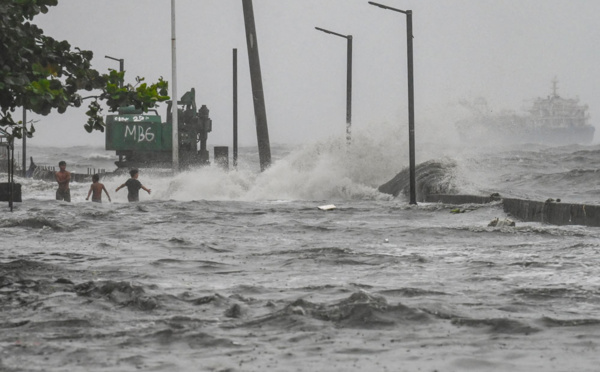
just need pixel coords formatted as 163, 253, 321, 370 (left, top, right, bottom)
105, 89, 212, 169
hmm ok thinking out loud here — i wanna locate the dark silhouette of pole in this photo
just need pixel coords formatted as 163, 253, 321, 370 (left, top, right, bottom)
170, 0, 179, 172
105, 55, 124, 88
242, 0, 271, 171
22, 107, 26, 177
315, 27, 353, 145
346, 35, 353, 145
233, 48, 238, 168
9, 138, 14, 211
368, 1, 417, 205
105, 55, 128, 166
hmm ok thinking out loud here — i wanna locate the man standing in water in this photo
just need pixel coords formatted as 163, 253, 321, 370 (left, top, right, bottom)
55, 161, 71, 202
115, 169, 151, 202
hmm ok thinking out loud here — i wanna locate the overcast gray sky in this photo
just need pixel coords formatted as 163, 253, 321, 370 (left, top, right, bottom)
28, 0, 600, 147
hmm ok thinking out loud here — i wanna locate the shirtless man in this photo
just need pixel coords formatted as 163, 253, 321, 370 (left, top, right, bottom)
55, 160, 71, 202
86, 174, 111, 203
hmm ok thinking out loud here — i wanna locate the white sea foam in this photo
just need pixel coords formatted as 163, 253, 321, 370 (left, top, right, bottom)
139, 124, 406, 202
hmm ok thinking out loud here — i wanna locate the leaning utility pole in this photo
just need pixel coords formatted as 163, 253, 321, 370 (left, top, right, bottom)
242, 0, 271, 171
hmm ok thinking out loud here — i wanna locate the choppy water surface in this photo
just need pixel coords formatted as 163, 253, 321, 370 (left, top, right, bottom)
2, 138, 600, 371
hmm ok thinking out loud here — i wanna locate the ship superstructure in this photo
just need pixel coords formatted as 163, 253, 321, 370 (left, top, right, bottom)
456, 79, 595, 145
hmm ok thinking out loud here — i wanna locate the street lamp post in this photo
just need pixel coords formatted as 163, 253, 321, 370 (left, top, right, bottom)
233, 48, 238, 168
315, 27, 352, 145
368, 1, 416, 205
104, 55, 124, 88
105, 55, 125, 166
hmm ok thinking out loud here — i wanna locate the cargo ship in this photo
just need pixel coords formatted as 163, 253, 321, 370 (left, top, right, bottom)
456, 79, 595, 145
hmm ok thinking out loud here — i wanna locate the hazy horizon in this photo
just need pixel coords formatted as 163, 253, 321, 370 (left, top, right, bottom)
16, 0, 600, 148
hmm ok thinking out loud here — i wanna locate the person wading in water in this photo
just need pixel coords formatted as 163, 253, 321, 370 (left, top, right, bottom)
55, 160, 71, 202
115, 169, 151, 202
86, 174, 111, 203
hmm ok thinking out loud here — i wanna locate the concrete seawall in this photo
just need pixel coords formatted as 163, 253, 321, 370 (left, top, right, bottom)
424, 194, 500, 205
502, 198, 600, 227
425, 194, 600, 228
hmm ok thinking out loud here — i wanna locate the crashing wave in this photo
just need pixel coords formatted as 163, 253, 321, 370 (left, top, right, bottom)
378, 158, 459, 201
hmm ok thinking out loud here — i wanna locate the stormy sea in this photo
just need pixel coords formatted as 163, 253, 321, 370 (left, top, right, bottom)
1, 129, 600, 371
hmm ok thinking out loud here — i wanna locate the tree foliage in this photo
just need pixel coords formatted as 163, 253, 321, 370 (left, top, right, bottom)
0, 0, 169, 140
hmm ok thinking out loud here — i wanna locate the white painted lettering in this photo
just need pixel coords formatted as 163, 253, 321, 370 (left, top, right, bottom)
123, 124, 156, 143
144, 127, 155, 142
125, 125, 136, 138
138, 125, 145, 142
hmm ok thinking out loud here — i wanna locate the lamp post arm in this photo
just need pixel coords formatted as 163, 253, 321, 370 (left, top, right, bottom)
105, 55, 124, 69
368, 1, 408, 14
315, 27, 349, 39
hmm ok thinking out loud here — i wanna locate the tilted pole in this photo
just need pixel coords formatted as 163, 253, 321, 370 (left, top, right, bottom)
171, 0, 179, 171
242, 0, 271, 171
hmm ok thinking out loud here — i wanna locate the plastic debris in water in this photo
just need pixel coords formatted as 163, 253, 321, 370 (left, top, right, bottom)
488, 217, 516, 227
318, 204, 336, 211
